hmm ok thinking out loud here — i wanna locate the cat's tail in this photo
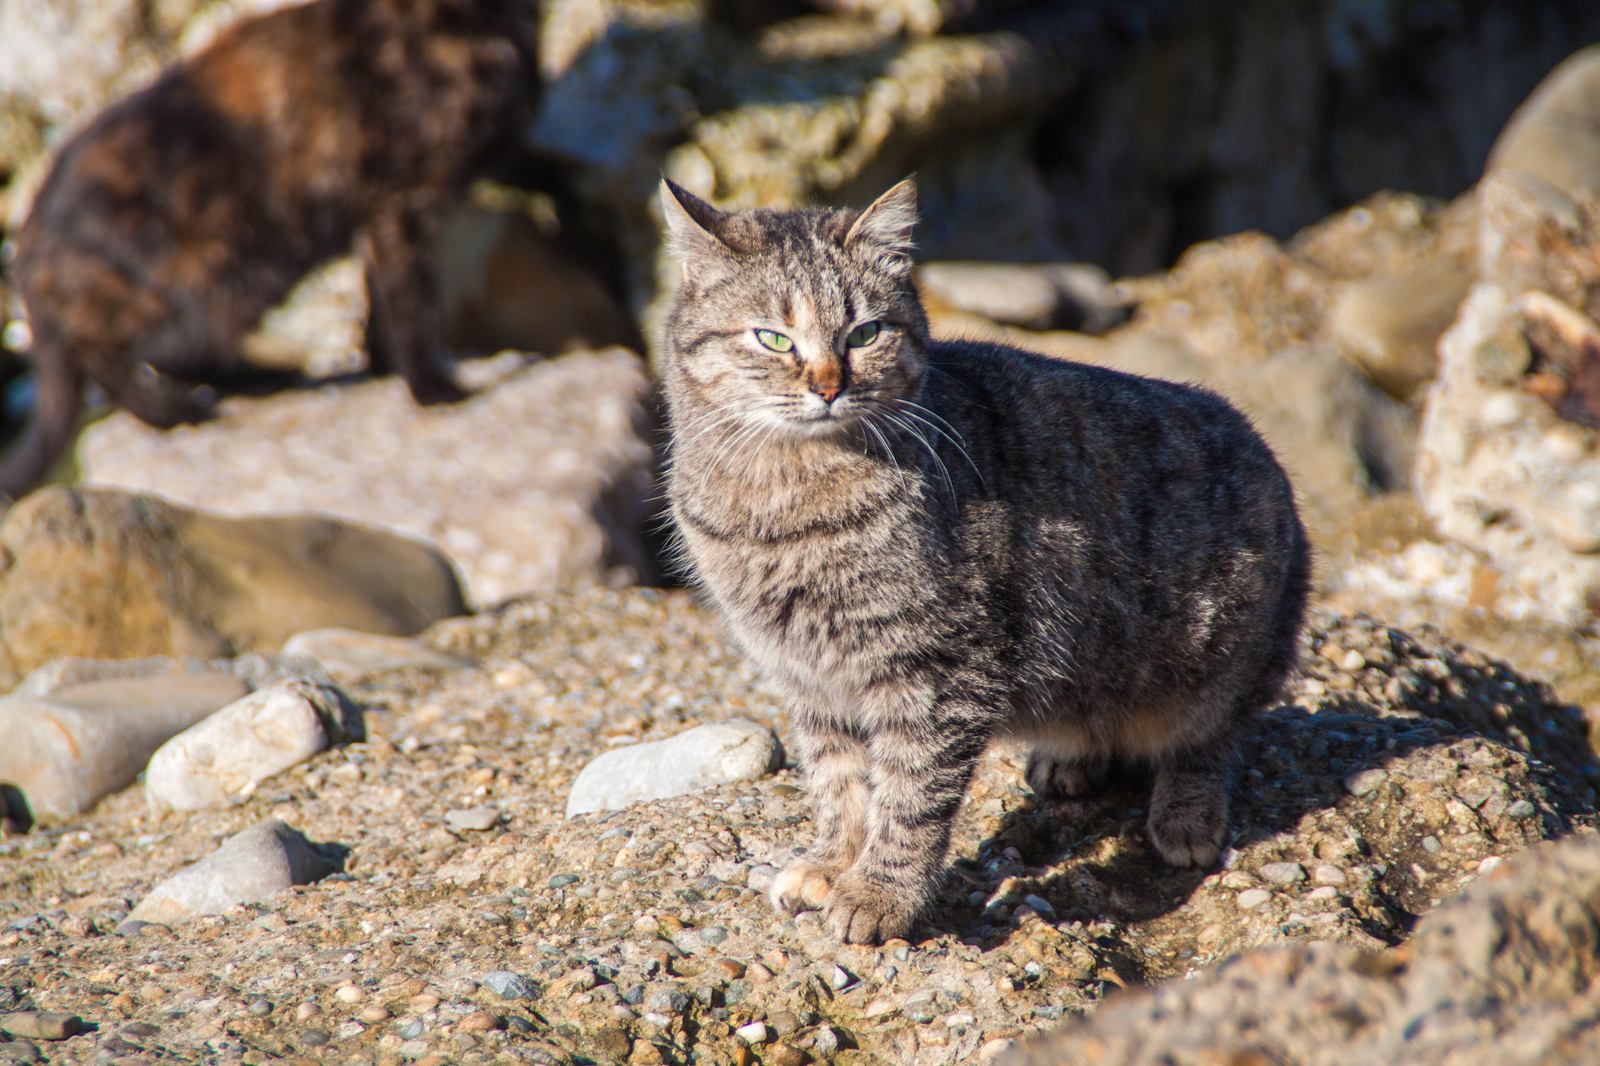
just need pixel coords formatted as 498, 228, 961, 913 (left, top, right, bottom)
0, 330, 82, 502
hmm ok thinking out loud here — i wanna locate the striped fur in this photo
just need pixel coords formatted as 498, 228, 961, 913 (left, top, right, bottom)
658, 178, 1310, 944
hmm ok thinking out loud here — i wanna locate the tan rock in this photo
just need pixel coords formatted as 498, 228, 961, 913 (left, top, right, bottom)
79, 348, 661, 606
1487, 44, 1600, 199
1327, 260, 1475, 402
0, 658, 249, 819
0, 487, 466, 688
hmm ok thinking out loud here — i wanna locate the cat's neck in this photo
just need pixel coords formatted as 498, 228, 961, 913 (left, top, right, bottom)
668, 396, 914, 536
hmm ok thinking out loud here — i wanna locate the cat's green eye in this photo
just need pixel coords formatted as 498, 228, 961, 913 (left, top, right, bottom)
846, 321, 880, 348
755, 329, 795, 353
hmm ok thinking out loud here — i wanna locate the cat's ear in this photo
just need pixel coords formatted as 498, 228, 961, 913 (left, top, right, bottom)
844, 177, 918, 271
660, 178, 735, 286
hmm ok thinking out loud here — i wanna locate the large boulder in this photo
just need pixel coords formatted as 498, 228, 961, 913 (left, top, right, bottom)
0, 486, 466, 688
78, 348, 662, 606
1414, 171, 1600, 626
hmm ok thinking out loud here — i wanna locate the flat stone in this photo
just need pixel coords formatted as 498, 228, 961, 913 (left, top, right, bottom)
735, 1021, 768, 1044
144, 678, 360, 813
0, 1012, 83, 1040
1259, 862, 1307, 885
566, 719, 785, 816
126, 819, 342, 925
280, 629, 471, 681
444, 807, 501, 832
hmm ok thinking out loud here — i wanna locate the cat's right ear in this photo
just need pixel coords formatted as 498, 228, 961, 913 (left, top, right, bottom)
660, 178, 734, 287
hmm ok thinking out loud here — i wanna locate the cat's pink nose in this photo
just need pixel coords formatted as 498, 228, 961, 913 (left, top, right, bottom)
814, 385, 841, 403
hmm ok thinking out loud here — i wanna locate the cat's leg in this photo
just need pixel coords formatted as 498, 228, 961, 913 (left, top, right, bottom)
824, 693, 990, 944
1147, 730, 1238, 867
770, 709, 870, 916
1024, 749, 1109, 799
359, 203, 464, 405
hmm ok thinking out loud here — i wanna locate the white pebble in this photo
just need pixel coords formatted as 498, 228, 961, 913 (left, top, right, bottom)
1236, 888, 1273, 910
735, 1022, 768, 1044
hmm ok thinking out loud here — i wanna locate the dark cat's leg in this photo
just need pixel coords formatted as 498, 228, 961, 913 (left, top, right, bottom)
96, 358, 214, 428
1025, 749, 1109, 799
771, 709, 870, 915
359, 203, 464, 405
824, 696, 990, 944
1147, 731, 1239, 867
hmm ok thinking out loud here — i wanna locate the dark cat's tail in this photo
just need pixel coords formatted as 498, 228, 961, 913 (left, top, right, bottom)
0, 334, 81, 501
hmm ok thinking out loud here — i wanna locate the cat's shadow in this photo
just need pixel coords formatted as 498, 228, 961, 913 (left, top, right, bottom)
918, 697, 1590, 951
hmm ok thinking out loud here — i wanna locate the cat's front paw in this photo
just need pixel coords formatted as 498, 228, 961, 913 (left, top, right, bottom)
823, 869, 921, 945
1146, 798, 1226, 867
1025, 751, 1108, 799
769, 862, 836, 915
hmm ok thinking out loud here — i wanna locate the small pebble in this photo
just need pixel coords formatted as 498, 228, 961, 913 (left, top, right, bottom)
736, 1021, 768, 1044
359, 1005, 391, 1023
828, 965, 853, 990
1259, 862, 1306, 885
444, 807, 500, 832
1506, 800, 1537, 819
945, 1012, 977, 1028
246, 999, 273, 1017
1311, 864, 1347, 886
294, 1002, 322, 1023
1022, 893, 1055, 916
1345, 769, 1389, 797
482, 970, 537, 1000
1422, 836, 1442, 854
1237, 888, 1273, 910
549, 874, 580, 889
335, 984, 367, 1004
0, 1013, 83, 1041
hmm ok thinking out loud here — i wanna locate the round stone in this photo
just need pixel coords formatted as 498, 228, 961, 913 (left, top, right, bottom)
1237, 888, 1273, 910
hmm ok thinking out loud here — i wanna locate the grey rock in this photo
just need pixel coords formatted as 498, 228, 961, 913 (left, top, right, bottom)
1506, 799, 1538, 819
0, 659, 250, 820
1259, 862, 1307, 885
144, 678, 359, 813
80, 349, 661, 606
565, 720, 784, 816
126, 819, 342, 925
280, 629, 471, 682
444, 807, 501, 832
1345, 768, 1389, 796
645, 989, 689, 1015
482, 971, 537, 1001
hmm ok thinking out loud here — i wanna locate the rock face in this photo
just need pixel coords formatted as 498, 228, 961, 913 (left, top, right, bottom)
79, 349, 661, 607
566, 720, 786, 817
0, 487, 467, 688
124, 818, 344, 927
1414, 171, 1600, 625
144, 678, 362, 814
1001, 830, 1600, 1066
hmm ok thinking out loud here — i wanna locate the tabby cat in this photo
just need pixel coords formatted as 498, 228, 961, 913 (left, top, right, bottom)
659, 178, 1310, 944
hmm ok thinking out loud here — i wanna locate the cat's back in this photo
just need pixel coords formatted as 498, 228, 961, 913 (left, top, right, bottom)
924, 337, 1296, 520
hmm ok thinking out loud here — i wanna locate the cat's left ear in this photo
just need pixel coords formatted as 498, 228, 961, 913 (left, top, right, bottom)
660, 178, 736, 287
844, 177, 918, 271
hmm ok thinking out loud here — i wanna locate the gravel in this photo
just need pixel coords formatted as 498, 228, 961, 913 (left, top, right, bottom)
0, 589, 1593, 1066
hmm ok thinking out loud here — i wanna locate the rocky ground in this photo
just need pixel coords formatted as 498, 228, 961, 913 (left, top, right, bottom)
1, 588, 1596, 1066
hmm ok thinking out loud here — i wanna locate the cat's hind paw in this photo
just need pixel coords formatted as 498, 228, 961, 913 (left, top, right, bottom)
769, 862, 835, 915
1025, 750, 1108, 799
823, 869, 920, 945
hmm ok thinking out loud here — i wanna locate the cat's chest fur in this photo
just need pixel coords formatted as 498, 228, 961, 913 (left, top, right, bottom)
669, 432, 961, 693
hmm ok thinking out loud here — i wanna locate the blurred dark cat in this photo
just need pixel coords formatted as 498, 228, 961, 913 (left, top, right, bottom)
659, 177, 1310, 944
1, 0, 537, 498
